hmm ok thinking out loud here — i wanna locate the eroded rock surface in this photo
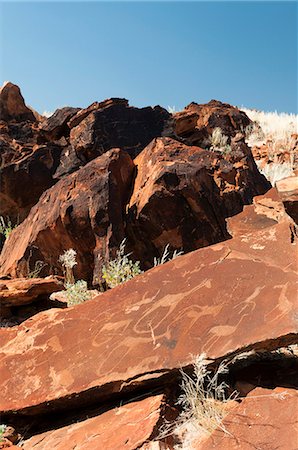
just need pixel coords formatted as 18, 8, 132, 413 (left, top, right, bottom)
0, 276, 63, 307
127, 136, 269, 266
22, 395, 165, 449
276, 176, 298, 225
195, 387, 298, 449
0, 148, 135, 284
0, 82, 36, 122
172, 100, 250, 147
0, 216, 296, 417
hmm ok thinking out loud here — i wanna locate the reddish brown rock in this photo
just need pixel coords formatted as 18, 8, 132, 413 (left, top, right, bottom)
195, 387, 298, 449
69, 98, 170, 161
276, 176, 298, 225
0, 149, 135, 283
127, 137, 269, 266
0, 82, 36, 122
0, 277, 63, 307
0, 143, 64, 223
173, 100, 250, 147
0, 218, 296, 417
22, 395, 164, 449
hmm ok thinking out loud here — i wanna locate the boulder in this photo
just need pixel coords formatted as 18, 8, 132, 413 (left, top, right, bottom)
0, 143, 63, 223
0, 82, 36, 122
39, 107, 80, 140
69, 98, 170, 161
0, 149, 135, 284
172, 100, 251, 147
0, 217, 296, 417
0, 277, 63, 307
126, 137, 269, 267
22, 395, 165, 449
276, 176, 298, 225
195, 387, 298, 449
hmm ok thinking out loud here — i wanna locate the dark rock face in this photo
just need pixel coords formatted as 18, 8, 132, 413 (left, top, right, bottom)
69, 98, 170, 161
0, 143, 63, 222
172, 100, 251, 147
0, 149, 135, 284
126, 137, 270, 267
39, 107, 80, 140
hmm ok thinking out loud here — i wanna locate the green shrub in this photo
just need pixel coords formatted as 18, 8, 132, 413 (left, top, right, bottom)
0, 216, 16, 240
102, 239, 143, 289
65, 280, 91, 306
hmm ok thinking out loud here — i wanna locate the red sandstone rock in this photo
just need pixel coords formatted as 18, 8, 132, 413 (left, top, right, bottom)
0, 149, 135, 284
0, 82, 36, 122
173, 100, 250, 147
127, 137, 269, 267
0, 218, 296, 417
194, 387, 298, 449
22, 395, 164, 449
0, 277, 63, 307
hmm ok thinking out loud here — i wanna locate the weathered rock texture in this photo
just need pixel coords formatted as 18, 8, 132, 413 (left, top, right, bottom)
0, 213, 296, 416
0, 82, 36, 122
196, 387, 298, 449
22, 395, 165, 449
69, 98, 170, 161
276, 176, 298, 225
172, 100, 251, 147
0, 276, 63, 308
127, 137, 269, 266
0, 149, 135, 284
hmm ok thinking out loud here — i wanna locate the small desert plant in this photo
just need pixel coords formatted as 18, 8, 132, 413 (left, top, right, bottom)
102, 239, 143, 289
210, 128, 231, 154
59, 248, 77, 285
0, 424, 7, 442
154, 244, 184, 267
65, 280, 91, 306
176, 355, 236, 436
158, 354, 236, 446
0, 216, 16, 240
27, 260, 48, 278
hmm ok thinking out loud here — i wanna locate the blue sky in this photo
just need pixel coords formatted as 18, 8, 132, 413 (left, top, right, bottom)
1, 1, 297, 114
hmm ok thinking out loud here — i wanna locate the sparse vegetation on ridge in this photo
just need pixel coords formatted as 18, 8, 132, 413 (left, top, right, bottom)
102, 239, 143, 289
209, 127, 232, 154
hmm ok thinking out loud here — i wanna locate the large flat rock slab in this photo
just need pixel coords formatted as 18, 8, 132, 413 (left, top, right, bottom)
195, 387, 298, 449
22, 395, 164, 449
0, 221, 297, 416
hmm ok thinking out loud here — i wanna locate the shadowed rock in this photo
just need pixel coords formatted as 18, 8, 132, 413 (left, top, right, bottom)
0, 149, 135, 283
39, 107, 80, 140
126, 137, 269, 267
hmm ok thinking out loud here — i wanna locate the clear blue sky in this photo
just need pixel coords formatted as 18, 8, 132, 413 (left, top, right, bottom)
1, 1, 297, 114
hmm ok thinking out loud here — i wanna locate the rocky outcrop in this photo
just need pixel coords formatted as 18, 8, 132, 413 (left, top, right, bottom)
172, 100, 251, 147
126, 137, 269, 266
195, 387, 298, 449
69, 98, 170, 161
0, 149, 135, 283
0, 212, 296, 417
39, 107, 80, 141
0, 82, 36, 122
